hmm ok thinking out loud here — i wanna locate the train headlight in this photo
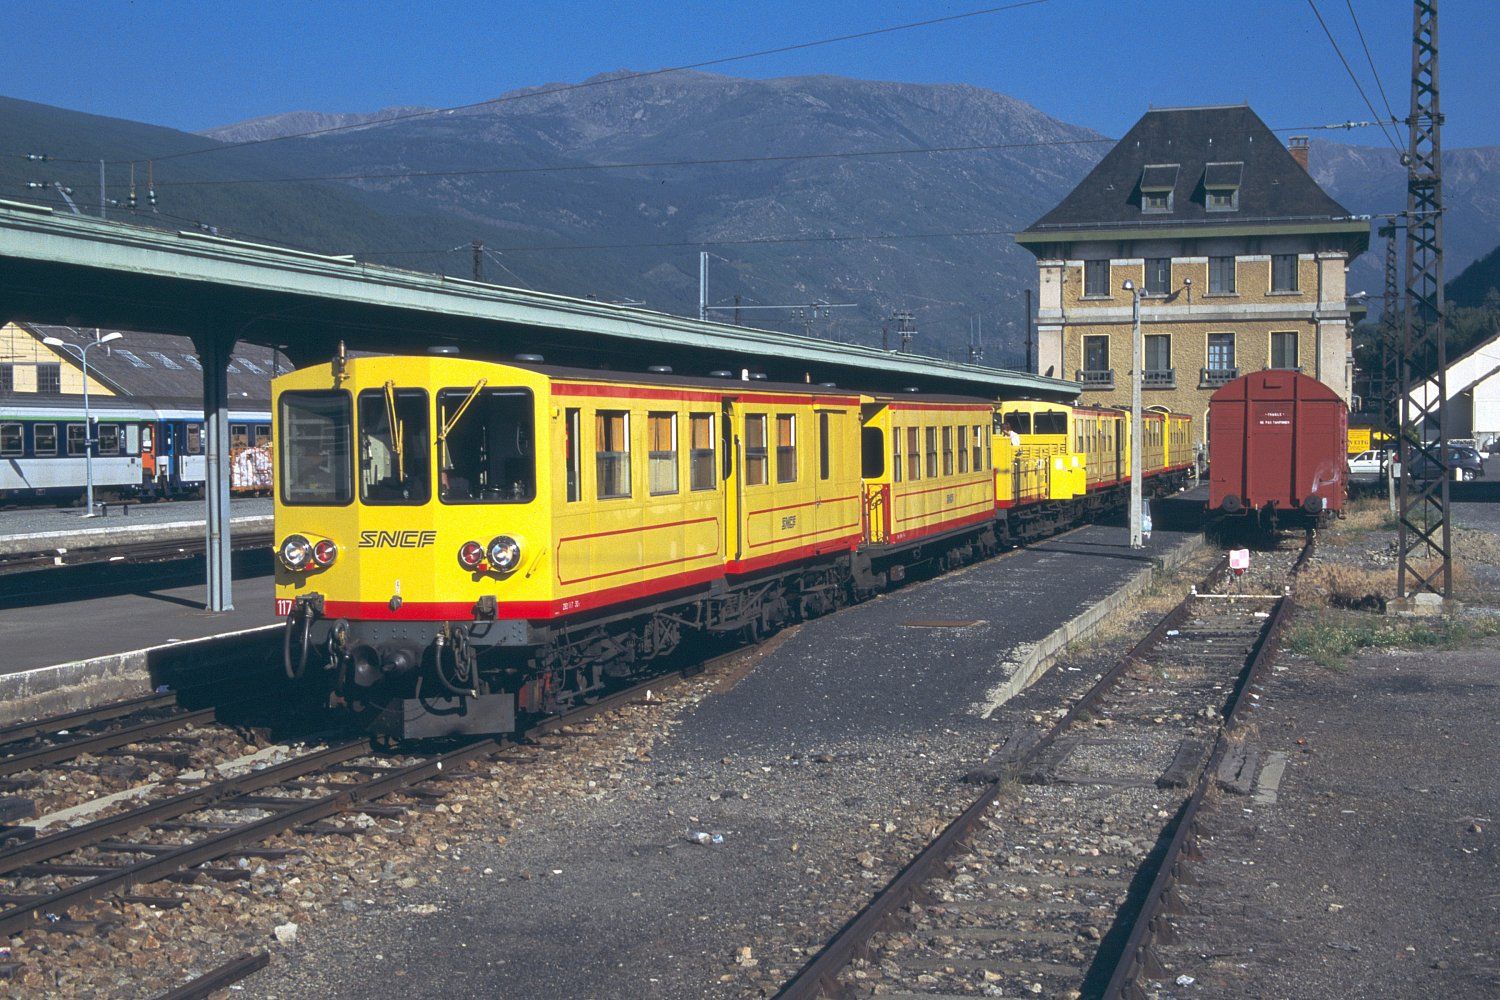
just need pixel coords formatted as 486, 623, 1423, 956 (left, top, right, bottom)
312, 539, 338, 568
487, 535, 521, 572
279, 534, 313, 571
457, 540, 485, 570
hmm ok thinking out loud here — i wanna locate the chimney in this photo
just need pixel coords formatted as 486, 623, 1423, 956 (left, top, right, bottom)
1288, 135, 1310, 171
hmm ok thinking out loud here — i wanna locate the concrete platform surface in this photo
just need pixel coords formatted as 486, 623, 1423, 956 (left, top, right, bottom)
247, 506, 1207, 1000
0, 496, 272, 554
0, 574, 276, 678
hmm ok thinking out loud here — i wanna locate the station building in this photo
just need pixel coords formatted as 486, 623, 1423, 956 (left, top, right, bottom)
1015, 105, 1370, 442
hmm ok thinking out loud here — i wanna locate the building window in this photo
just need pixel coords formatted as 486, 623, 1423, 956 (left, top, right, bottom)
1206, 333, 1236, 378
648, 412, 678, 496
0, 424, 20, 456
958, 425, 970, 473
1144, 334, 1171, 374
744, 413, 768, 487
36, 363, 61, 395
1141, 191, 1172, 214
0, 364, 12, 391
907, 427, 921, 481
565, 409, 581, 502
1082, 335, 1110, 378
1272, 254, 1299, 292
1145, 258, 1172, 296
595, 410, 632, 498
34, 424, 57, 455
1209, 256, 1236, 294
1204, 161, 1243, 212
1206, 188, 1239, 212
115, 349, 150, 369
1271, 332, 1299, 370
67, 423, 86, 456
148, 351, 184, 371
775, 414, 797, 483
1083, 259, 1110, 297
689, 413, 716, 491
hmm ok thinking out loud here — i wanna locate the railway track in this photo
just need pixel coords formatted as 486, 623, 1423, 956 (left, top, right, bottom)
778, 534, 1312, 999
9, 643, 746, 996
0, 530, 273, 576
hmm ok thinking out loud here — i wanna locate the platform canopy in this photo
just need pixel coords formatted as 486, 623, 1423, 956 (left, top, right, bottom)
0, 201, 1076, 400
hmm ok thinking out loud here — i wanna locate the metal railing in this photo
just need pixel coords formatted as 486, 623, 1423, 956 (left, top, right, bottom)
1077, 368, 1114, 388
1142, 368, 1175, 389
1199, 366, 1239, 387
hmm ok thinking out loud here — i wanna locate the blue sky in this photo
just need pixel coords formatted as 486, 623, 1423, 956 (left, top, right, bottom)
7, 0, 1497, 148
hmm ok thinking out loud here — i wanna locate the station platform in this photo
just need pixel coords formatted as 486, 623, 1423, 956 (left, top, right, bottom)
0, 496, 272, 556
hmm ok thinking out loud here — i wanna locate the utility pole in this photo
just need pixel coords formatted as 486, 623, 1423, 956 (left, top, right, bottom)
698, 251, 708, 322
98, 160, 106, 220
893, 310, 916, 353
1377, 221, 1402, 434
1024, 289, 1034, 374
1124, 279, 1144, 549
1397, 0, 1451, 605
472, 240, 484, 282
734, 294, 742, 326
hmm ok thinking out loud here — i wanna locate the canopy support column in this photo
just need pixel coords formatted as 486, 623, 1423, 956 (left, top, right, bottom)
193, 332, 235, 612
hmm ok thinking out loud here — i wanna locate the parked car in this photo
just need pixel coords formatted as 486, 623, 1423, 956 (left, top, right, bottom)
1401, 445, 1486, 481
1347, 449, 1391, 481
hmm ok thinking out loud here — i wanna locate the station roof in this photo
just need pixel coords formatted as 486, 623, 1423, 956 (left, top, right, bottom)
0, 202, 1078, 401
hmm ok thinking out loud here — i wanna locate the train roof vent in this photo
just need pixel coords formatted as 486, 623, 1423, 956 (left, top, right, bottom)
709, 369, 735, 379
648, 365, 673, 374
514, 353, 545, 363
426, 345, 460, 356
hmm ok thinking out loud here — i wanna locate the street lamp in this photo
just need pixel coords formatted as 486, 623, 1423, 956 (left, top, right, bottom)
42, 331, 123, 516
1122, 279, 1144, 549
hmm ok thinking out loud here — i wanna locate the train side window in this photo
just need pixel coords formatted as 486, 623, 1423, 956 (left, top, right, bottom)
864, 427, 886, 479
34, 424, 57, 456
0, 424, 20, 456
942, 426, 954, 476
141, 425, 154, 450
439, 388, 536, 504
648, 412, 678, 496
972, 424, 984, 471
67, 424, 86, 456
280, 391, 353, 506
924, 427, 937, 479
907, 427, 920, 481
819, 412, 831, 481
744, 413, 768, 486
958, 426, 969, 473
187, 424, 203, 455
775, 414, 797, 483
595, 409, 632, 499
565, 408, 581, 502
689, 413, 716, 491
359, 388, 431, 505
891, 425, 902, 482
97, 424, 120, 456
230, 424, 249, 449
255, 425, 271, 447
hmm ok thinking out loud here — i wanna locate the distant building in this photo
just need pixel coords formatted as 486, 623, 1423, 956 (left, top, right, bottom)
1407, 331, 1500, 446
1016, 105, 1369, 441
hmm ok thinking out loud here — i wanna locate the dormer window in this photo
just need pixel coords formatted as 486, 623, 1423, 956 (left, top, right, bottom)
1139, 163, 1179, 214
1204, 161, 1243, 212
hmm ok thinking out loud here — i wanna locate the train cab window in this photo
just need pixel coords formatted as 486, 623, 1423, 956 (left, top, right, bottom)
439, 388, 535, 504
34, 424, 57, 456
958, 426, 970, 473
689, 413, 716, 491
593, 409, 632, 499
891, 427, 902, 482
819, 412, 832, 481
744, 414, 768, 487
0, 424, 20, 457
648, 412, 678, 496
1035, 412, 1067, 435
907, 427, 921, 481
863, 427, 885, 479
775, 414, 797, 483
66, 424, 86, 456
97, 424, 120, 456
187, 424, 203, 455
942, 427, 954, 476
359, 388, 431, 505
280, 391, 353, 505
924, 427, 938, 479
565, 408, 582, 502
971, 425, 984, 471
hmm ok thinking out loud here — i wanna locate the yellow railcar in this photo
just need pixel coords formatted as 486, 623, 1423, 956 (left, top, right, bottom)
874, 397, 996, 546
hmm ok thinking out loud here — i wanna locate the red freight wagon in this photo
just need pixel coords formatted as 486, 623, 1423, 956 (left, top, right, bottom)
1208, 369, 1347, 528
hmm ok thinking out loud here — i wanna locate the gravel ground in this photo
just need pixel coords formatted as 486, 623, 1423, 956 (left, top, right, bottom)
0, 496, 270, 539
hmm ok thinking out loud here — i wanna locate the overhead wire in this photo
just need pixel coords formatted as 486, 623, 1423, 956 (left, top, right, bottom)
1342, 0, 1401, 128
1304, 0, 1403, 154
130, 0, 1051, 165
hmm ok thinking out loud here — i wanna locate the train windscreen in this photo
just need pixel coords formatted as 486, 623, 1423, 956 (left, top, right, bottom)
358, 388, 431, 505
280, 391, 353, 505
438, 388, 536, 503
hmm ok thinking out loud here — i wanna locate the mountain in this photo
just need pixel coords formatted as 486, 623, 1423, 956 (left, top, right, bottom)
4, 74, 1500, 366
1447, 241, 1500, 310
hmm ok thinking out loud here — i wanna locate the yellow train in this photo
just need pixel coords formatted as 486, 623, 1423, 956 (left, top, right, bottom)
275, 350, 1193, 737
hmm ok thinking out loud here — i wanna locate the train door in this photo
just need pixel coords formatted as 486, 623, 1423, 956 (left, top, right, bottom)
723, 400, 742, 560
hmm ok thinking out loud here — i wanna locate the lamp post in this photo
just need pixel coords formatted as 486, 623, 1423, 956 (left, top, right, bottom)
1122, 279, 1143, 549
42, 331, 123, 516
